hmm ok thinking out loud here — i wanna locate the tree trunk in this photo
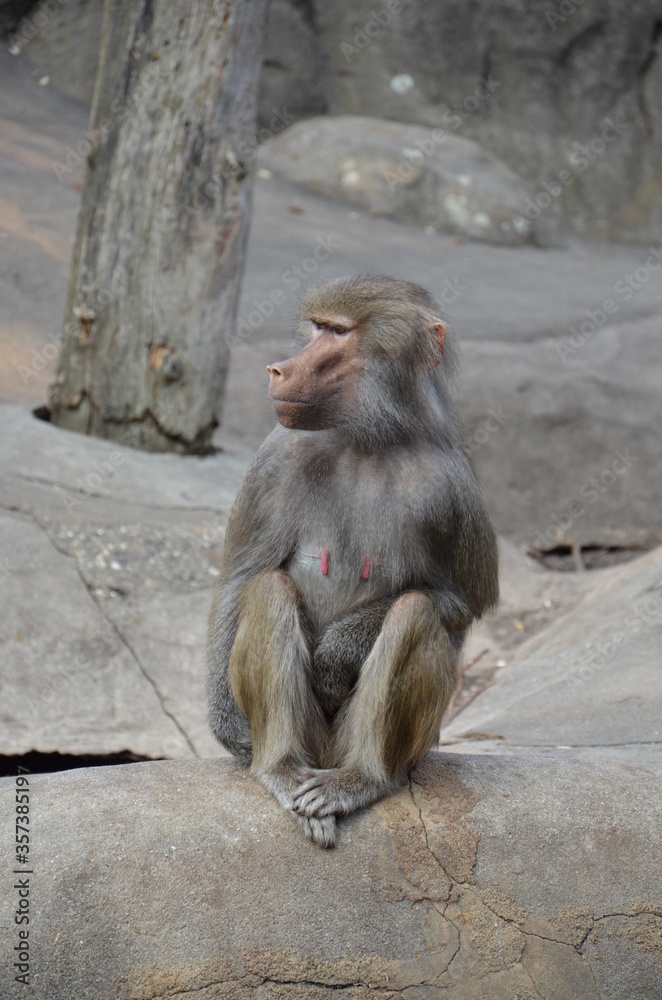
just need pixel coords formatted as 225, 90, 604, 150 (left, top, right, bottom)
49, 0, 269, 453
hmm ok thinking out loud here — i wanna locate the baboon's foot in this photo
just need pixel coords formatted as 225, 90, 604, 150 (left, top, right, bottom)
292, 767, 389, 818
296, 813, 337, 848
254, 763, 336, 846
253, 760, 302, 810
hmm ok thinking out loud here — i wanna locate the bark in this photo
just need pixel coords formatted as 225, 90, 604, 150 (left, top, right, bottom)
49, 0, 269, 453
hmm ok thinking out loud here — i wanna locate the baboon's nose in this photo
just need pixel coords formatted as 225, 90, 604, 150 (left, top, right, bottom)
267, 362, 290, 388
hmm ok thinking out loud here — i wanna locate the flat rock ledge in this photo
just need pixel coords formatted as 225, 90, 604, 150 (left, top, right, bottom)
1, 753, 660, 999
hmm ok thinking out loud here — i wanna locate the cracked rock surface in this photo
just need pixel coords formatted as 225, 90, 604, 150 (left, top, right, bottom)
441, 543, 662, 753
0, 404, 246, 759
0, 752, 659, 998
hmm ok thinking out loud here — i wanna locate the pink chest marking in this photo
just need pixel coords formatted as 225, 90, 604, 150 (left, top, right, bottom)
317, 550, 373, 580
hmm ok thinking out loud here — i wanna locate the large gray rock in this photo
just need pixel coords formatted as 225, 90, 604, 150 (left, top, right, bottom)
13, 0, 328, 129
0, 46, 90, 410
17, 0, 662, 243
11, 0, 328, 133
441, 544, 662, 752
0, 508, 193, 758
258, 0, 327, 133
0, 404, 247, 759
0, 753, 659, 998
312, 0, 662, 243
0, 0, 38, 37
223, 236, 662, 550
457, 538, 601, 714
462, 313, 662, 551
0, 398, 629, 762
259, 115, 538, 244
0, 404, 611, 761
8, 0, 102, 106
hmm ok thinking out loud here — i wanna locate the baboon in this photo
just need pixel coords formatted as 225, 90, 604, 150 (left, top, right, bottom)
207, 274, 498, 847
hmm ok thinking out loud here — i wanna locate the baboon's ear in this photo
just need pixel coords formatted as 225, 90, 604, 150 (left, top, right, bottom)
425, 322, 446, 368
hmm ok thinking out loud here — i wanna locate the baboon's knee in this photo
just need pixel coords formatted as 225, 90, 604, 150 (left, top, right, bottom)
242, 568, 297, 612
237, 570, 304, 642
231, 570, 308, 720
381, 592, 454, 776
386, 589, 436, 624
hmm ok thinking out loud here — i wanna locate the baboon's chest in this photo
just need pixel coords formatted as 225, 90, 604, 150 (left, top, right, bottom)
286, 471, 422, 625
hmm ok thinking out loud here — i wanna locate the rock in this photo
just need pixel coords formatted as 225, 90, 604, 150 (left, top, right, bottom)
0, 753, 659, 998
221, 174, 662, 567
0, 508, 193, 758
226, 177, 662, 550
10, 0, 102, 105
13, 0, 329, 130
0, 400, 621, 762
13, 0, 662, 242
0, 403, 248, 514
257, 0, 327, 133
441, 544, 662, 753
0, 0, 38, 37
0, 404, 247, 759
312, 0, 662, 243
259, 115, 538, 244
224, 176, 662, 549
456, 538, 600, 716
0, 46, 91, 413
462, 314, 662, 550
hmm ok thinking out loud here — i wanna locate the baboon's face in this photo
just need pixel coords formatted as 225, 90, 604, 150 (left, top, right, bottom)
267, 314, 364, 431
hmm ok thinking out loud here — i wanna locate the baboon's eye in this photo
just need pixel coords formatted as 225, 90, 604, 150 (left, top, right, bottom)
311, 319, 351, 337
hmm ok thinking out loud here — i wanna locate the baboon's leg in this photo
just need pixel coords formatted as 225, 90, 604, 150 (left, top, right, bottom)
228, 569, 335, 847
293, 591, 457, 820
311, 597, 394, 717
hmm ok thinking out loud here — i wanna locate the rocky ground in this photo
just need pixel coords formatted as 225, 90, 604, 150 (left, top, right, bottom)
1, 753, 660, 999
0, 42, 660, 1000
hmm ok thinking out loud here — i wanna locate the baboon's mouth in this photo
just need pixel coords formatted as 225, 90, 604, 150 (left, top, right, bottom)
270, 397, 315, 406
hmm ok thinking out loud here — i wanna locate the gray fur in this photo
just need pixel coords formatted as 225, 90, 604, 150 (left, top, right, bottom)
206, 275, 499, 846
